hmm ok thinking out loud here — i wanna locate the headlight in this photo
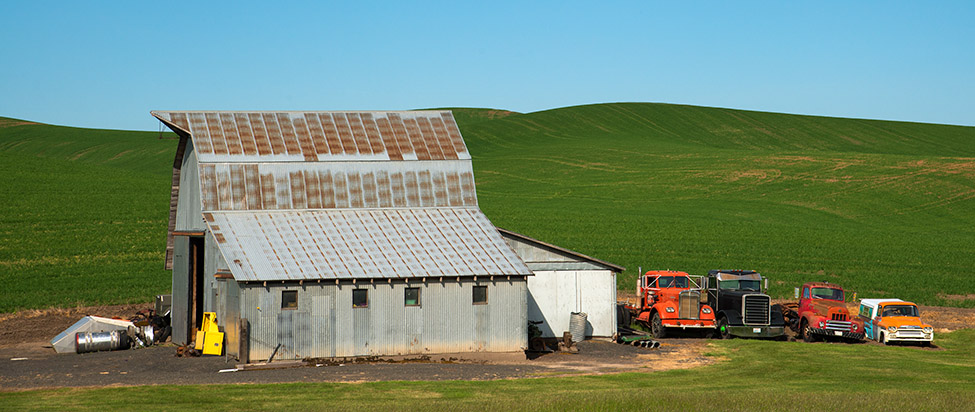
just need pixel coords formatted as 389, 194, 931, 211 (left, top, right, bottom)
818, 321, 824, 328
923, 327, 933, 333
665, 307, 675, 313
702, 307, 712, 314
851, 324, 858, 331
887, 326, 897, 332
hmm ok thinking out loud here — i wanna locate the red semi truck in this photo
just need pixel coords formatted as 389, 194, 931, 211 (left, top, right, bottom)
775, 282, 864, 342
624, 270, 716, 338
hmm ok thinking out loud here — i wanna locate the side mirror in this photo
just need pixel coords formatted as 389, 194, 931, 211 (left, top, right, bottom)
794, 287, 800, 299
765, 278, 769, 290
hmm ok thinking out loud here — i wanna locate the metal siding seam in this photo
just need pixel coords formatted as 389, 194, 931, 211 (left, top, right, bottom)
417, 170, 433, 207
431, 170, 448, 207
440, 112, 470, 158
219, 113, 243, 156
291, 116, 318, 161
346, 113, 373, 155
361, 171, 378, 208
374, 116, 402, 160
318, 114, 345, 155
332, 114, 359, 155
303, 113, 329, 157
245, 113, 270, 156
402, 117, 430, 160
318, 170, 335, 209
276, 113, 302, 156
375, 170, 393, 208
229, 164, 246, 210
304, 170, 323, 209
429, 116, 459, 160
244, 164, 262, 210
205, 113, 229, 156
414, 117, 444, 160
361, 113, 387, 156
262, 113, 286, 156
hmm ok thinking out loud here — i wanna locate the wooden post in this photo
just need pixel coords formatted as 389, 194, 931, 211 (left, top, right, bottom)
239, 318, 250, 364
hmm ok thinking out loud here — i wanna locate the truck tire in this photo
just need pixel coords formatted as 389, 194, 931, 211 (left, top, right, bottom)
651, 312, 667, 339
801, 320, 817, 343
717, 317, 732, 339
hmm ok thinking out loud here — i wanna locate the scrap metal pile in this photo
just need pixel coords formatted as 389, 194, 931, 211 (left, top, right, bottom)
51, 309, 172, 354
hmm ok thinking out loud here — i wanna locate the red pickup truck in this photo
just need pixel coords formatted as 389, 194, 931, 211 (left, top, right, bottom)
775, 282, 865, 342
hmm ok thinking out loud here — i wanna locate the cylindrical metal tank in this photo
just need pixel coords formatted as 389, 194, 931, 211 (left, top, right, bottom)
75, 331, 130, 354
569, 312, 588, 343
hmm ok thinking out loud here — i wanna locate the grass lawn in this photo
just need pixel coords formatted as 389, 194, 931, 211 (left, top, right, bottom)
3, 329, 974, 411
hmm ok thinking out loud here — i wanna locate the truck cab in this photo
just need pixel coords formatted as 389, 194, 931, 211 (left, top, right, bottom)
794, 282, 864, 342
858, 299, 933, 346
632, 270, 715, 338
705, 270, 786, 339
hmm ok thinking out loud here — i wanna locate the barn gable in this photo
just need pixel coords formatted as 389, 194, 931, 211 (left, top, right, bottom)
153, 110, 530, 282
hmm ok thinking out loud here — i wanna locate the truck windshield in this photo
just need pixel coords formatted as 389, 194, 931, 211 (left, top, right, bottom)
718, 279, 761, 291
882, 305, 919, 317
810, 287, 843, 301
657, 276, 688, 288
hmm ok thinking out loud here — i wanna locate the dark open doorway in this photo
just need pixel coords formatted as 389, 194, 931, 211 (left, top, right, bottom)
189, 236, 205, 340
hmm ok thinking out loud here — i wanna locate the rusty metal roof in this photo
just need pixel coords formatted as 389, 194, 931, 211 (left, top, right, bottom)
206, 209, 531, 281
151, 111, 469, 163
198, 161, 476, 211
154, 110, 530, 279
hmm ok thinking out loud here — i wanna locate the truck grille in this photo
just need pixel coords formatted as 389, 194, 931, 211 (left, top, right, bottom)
831, 313, 847, 321
742, 295, 770, 325
897, 329, 924, 337
679, 291, 700, 320
825, 320, 851, 331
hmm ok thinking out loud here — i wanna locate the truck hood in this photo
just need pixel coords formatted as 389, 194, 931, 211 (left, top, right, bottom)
880, 316, 930, 328
809, 299, 849, 314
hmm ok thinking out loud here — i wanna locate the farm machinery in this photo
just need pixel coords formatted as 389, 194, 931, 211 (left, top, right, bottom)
622, 270, 716, 338
773, 282, 864, 342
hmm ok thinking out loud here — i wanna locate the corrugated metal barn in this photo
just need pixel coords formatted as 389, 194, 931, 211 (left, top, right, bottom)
499, 229, 624, 338
153, 110, 533, 361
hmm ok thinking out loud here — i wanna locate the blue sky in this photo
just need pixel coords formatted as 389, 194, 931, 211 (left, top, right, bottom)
1, 1, 972, 131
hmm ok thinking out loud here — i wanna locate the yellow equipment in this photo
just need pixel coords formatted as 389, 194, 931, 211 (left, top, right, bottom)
194, 312, 224, 355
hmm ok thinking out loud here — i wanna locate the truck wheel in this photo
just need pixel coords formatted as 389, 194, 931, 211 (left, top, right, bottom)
651, 312, 667, 339
717, 317, 732, 339
801, 320, 817, 343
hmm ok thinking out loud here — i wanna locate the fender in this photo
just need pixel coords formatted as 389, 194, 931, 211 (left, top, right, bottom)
717, 309, 744, 326
770, 307, 786, 327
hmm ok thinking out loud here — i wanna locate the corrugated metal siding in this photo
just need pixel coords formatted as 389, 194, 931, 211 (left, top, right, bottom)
526, 270, 617, 338
175, 144, 205, 232
151, 111, 470, 163
238, 279, 526, 360
207, 209, 530, 281
171, 236, 190, 345
197, 161, 476, 211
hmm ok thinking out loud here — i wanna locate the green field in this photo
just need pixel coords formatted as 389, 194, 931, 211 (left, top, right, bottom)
3, 329, 974, 410
1, 103, 973, 312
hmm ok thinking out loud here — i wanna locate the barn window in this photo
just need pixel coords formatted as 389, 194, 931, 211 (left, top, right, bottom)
472, 285, 488, 305
353, 289, 368, 308
281, 290, 298, 309
405, 287, 420, 306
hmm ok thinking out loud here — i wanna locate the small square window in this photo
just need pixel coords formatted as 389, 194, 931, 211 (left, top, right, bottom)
353, 289, 368, 308
281, 290, 298, 309
473, 285, 488, 305
405, 287, 420, 306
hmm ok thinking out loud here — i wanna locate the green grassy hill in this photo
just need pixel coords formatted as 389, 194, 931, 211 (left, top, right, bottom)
1, 104, 973, 312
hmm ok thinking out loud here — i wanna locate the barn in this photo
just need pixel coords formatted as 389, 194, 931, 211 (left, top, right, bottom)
153, 110, 534, 361
499, 229, 624, 339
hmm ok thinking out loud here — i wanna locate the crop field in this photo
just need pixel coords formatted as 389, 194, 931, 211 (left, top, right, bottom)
1, 103, 974, 312
3, 329, 974, 410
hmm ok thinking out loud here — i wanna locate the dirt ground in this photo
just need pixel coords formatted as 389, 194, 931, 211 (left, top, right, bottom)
1, 300, 971, 392
0, 302, 714, 391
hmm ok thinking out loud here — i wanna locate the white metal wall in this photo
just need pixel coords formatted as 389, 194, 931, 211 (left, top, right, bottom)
238, 278, 527, 360
527, 270, 617, 338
